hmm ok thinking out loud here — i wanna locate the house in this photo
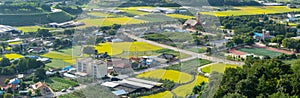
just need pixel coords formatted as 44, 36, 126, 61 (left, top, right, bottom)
0, 25, 20, 38
158, 53, 177, 62
184, 13, 202, 29
31, 82, 53, 96
253, 29, 273, 41
48, 21, 85, 28
291, 36, 300, 39
76, 58, 108, 78
27, 47, 47, 53
101, 78, 162, 96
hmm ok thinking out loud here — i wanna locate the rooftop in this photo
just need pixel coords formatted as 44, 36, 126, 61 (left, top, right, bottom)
0, 25, 16, 33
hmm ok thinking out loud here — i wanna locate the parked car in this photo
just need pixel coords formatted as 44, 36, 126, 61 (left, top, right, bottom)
68, 87, 74, 90
61, 89, 67, 92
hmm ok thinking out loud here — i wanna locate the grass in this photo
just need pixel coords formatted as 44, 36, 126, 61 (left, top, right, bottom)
201, 6, 300, 16
0, 11, 73, 26
201, 63, 238, 73
165, 14, 194, 19
284, 59, 300, 65
118, 6, 152, 15
87, 12, 116, 18
41, 51, 75, 64
46, 59, 72, 69
165, 58, 212, 74
46, 77, 79, 92
136, 69, 193, 84
95, 42, 162, 55
237, 47, 282, 57
172, 75, 208, 97
141, 91, 173, 98
155, 49, 191, 59
16, 26, 55, 33
113, 51, 160, 58
77, 17, 146, 27
136, 14, 176, 22
4, 53, 24, 60
58, 46, 82, 57
186, 47, 207, 53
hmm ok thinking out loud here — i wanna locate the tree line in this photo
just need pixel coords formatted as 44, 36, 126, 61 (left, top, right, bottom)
0, 58, 44, 75
200, 57, 300, 97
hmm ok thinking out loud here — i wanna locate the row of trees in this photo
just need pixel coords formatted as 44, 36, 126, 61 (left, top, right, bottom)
211, 57, 300, 97
226, 36, 255, 48
208, 0, 261, 6
0, 58, 44, 75
221, 15, 294, 36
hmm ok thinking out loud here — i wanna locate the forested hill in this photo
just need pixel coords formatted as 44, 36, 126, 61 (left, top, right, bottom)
208, 0, 261, 6
212, 57, 300, 97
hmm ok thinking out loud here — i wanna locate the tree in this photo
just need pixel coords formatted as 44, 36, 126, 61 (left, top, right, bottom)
206, 47, 212, 55
4, 79, 9, 84
223, 93, 247, 98
0, 58, 11, 67
37, 29, 51, 37
35, 68, 46, 81
3, 93, 12, 98
83, 46, 95, 56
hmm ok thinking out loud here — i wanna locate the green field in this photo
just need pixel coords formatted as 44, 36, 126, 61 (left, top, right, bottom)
201, 63, 238, 73
58, 46, 82, 57
46, 77, 79, 92
201, 6, 300, 16
165, 58, 212, 74
136, 69, 193, 84
172, 75, 208, 97
46, 59, 73, 69
0, 11, 74, 26
87, 12, 117, 18
16, 26, 55, 33
41, 51, 75, 64
237, 47, 282, 57
136, 14, 176, 22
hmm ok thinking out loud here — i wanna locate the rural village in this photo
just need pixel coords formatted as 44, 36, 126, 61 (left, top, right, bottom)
0, 0, 300, 98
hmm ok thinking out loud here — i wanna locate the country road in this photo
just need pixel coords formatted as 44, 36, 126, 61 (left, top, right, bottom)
123, 32, 244, 65
54, 31, 244, 97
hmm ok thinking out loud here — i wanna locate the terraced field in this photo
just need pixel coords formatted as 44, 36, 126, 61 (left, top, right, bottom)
78, 17, 146, 27
95, 42, 162, 55
172, 75, 208, 97
141, 91, 173, 98
201, 63, 238, 73
166, 14, 194, 19
16, 26, 55, 33
136, 69, 193, 84
4, 53, 24, 60
201, 6, 300, 16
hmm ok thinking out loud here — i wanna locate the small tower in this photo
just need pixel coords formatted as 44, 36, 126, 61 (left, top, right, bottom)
196, 13, 202, 25
262, 29, 266, 40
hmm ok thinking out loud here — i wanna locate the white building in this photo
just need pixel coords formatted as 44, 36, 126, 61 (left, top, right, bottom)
76, 58, 108, 78
0, 25, 18, 38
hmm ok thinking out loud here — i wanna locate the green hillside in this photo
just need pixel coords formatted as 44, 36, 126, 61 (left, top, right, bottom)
0, 11, 74, 26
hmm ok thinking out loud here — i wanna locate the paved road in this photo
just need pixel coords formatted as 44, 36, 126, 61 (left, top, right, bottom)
54, 32, 244, 97
123, 32, 244, 65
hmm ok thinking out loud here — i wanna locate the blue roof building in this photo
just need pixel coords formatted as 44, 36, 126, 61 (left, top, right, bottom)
112, 90, 127, 96
9, 78, 20, 85
0, 91, 4, 95
254, 32, 263, 37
